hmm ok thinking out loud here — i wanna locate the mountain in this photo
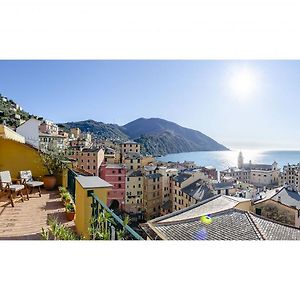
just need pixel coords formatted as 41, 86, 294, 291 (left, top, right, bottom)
122, 118, 228, 155
61, 119, 128, 141
62, 117, 228, 156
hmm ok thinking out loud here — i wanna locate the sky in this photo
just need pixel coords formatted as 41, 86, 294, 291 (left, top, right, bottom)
0, 60, 300, 150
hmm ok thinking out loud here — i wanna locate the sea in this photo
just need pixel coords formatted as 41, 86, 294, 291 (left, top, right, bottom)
156, 150, 300, 171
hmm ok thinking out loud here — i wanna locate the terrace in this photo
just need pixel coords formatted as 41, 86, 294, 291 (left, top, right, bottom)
0, 189, 75, 240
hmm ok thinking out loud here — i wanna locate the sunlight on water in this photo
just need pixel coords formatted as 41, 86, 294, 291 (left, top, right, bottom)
157, 150, 300, 171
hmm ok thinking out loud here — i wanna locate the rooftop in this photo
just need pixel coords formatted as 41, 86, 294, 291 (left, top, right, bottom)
145, 173, 163, 179
155, 194, 250, 223
123, 140, 138, 145
104, 163, 126, 169
181, 180, 214, 202
76, 175, 112, 189
173, 172, 192, 184
125, 152, 142, 159
143, 208, 300, 240
213, 182, 235, 190
128, 169, 143, 177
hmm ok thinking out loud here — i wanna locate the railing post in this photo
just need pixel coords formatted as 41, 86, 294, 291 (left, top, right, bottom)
74, 176, 112, 239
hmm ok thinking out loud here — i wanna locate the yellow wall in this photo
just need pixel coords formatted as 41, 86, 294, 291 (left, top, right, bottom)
235, 201, 252, 211
0, 137, 48, 179
74, 179, 110, 239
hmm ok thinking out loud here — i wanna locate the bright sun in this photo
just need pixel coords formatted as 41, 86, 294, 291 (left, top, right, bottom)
229, 67, 259, 101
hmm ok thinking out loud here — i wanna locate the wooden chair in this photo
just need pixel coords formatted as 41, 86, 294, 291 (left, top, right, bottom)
20, 170, 44, 200
0, 171, 26, 207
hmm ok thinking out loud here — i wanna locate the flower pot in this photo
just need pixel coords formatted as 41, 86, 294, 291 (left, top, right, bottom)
43, 175, 57, 190
66, 211, 75, 221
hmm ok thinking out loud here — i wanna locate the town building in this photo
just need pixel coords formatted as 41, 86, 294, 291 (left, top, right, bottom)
120, 140, 140, 156
143, 173, 163, 220
212, 181, 237, 196
123, 152, 142, 171
104, 147, 117, 164
70, 127, 81, 138
253, 185, 300, 227
220, 152, 279, 187
16, 118, 68, 152
170, 169, 210, 212
125, 169, 144, 218
100, 164, 127, 211
66, 147, 104, 176
157, 167, 178, 215
279, 163, 300, 191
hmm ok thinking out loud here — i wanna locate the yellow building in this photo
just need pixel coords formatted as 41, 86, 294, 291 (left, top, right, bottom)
170, 170, 210, 212
141, 155, 155, 167
124, 152, 142, 171
125, 169, 144, 214
143, 173, 163, 220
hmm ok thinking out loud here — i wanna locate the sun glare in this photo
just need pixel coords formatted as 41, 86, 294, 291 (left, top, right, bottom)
228, 67, 259, 101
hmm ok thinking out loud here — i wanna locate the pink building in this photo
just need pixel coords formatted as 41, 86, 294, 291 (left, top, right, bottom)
100, 164, 127, 211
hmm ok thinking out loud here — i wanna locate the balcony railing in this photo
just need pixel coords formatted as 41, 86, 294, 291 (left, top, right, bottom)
90, 192, 144, 240
67, 168, 77, 201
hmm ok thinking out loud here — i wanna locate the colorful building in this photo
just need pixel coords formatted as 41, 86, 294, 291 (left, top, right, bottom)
66, 147, 104, 176
143, 173, 163, 220
125, 169, 144, 215
124, 152, 142, 171
100, 163, 127, 211
120, 140, 140, 156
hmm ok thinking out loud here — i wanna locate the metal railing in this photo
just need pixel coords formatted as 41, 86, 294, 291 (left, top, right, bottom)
67, 168, 78, 201
90, 193, 144, 240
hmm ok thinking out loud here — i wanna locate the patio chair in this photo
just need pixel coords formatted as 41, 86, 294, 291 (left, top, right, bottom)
20, 170, 44, 200
0, 170, 25, 207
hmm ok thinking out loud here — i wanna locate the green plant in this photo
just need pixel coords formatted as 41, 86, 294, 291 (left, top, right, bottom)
58, 186, 68, 195
89, 211, 116, 240
61, 191, 71, 200
39, 151, 67, 176
88, 211, 131, 240
66, 202, 75, 213
40, 216, 79, 240
116, 215, 130, 240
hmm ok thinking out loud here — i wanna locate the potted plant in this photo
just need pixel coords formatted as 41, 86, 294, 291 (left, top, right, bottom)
61, 191, 71, 206
40, 151, 66, 190
65, 202, 75, 221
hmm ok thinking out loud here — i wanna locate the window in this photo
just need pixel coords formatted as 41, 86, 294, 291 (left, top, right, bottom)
118, 169, 122, 174
118, 176, 122, 181
93, 166, 96, 170
118, 184, 121, 188
255, 208, 262, 215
